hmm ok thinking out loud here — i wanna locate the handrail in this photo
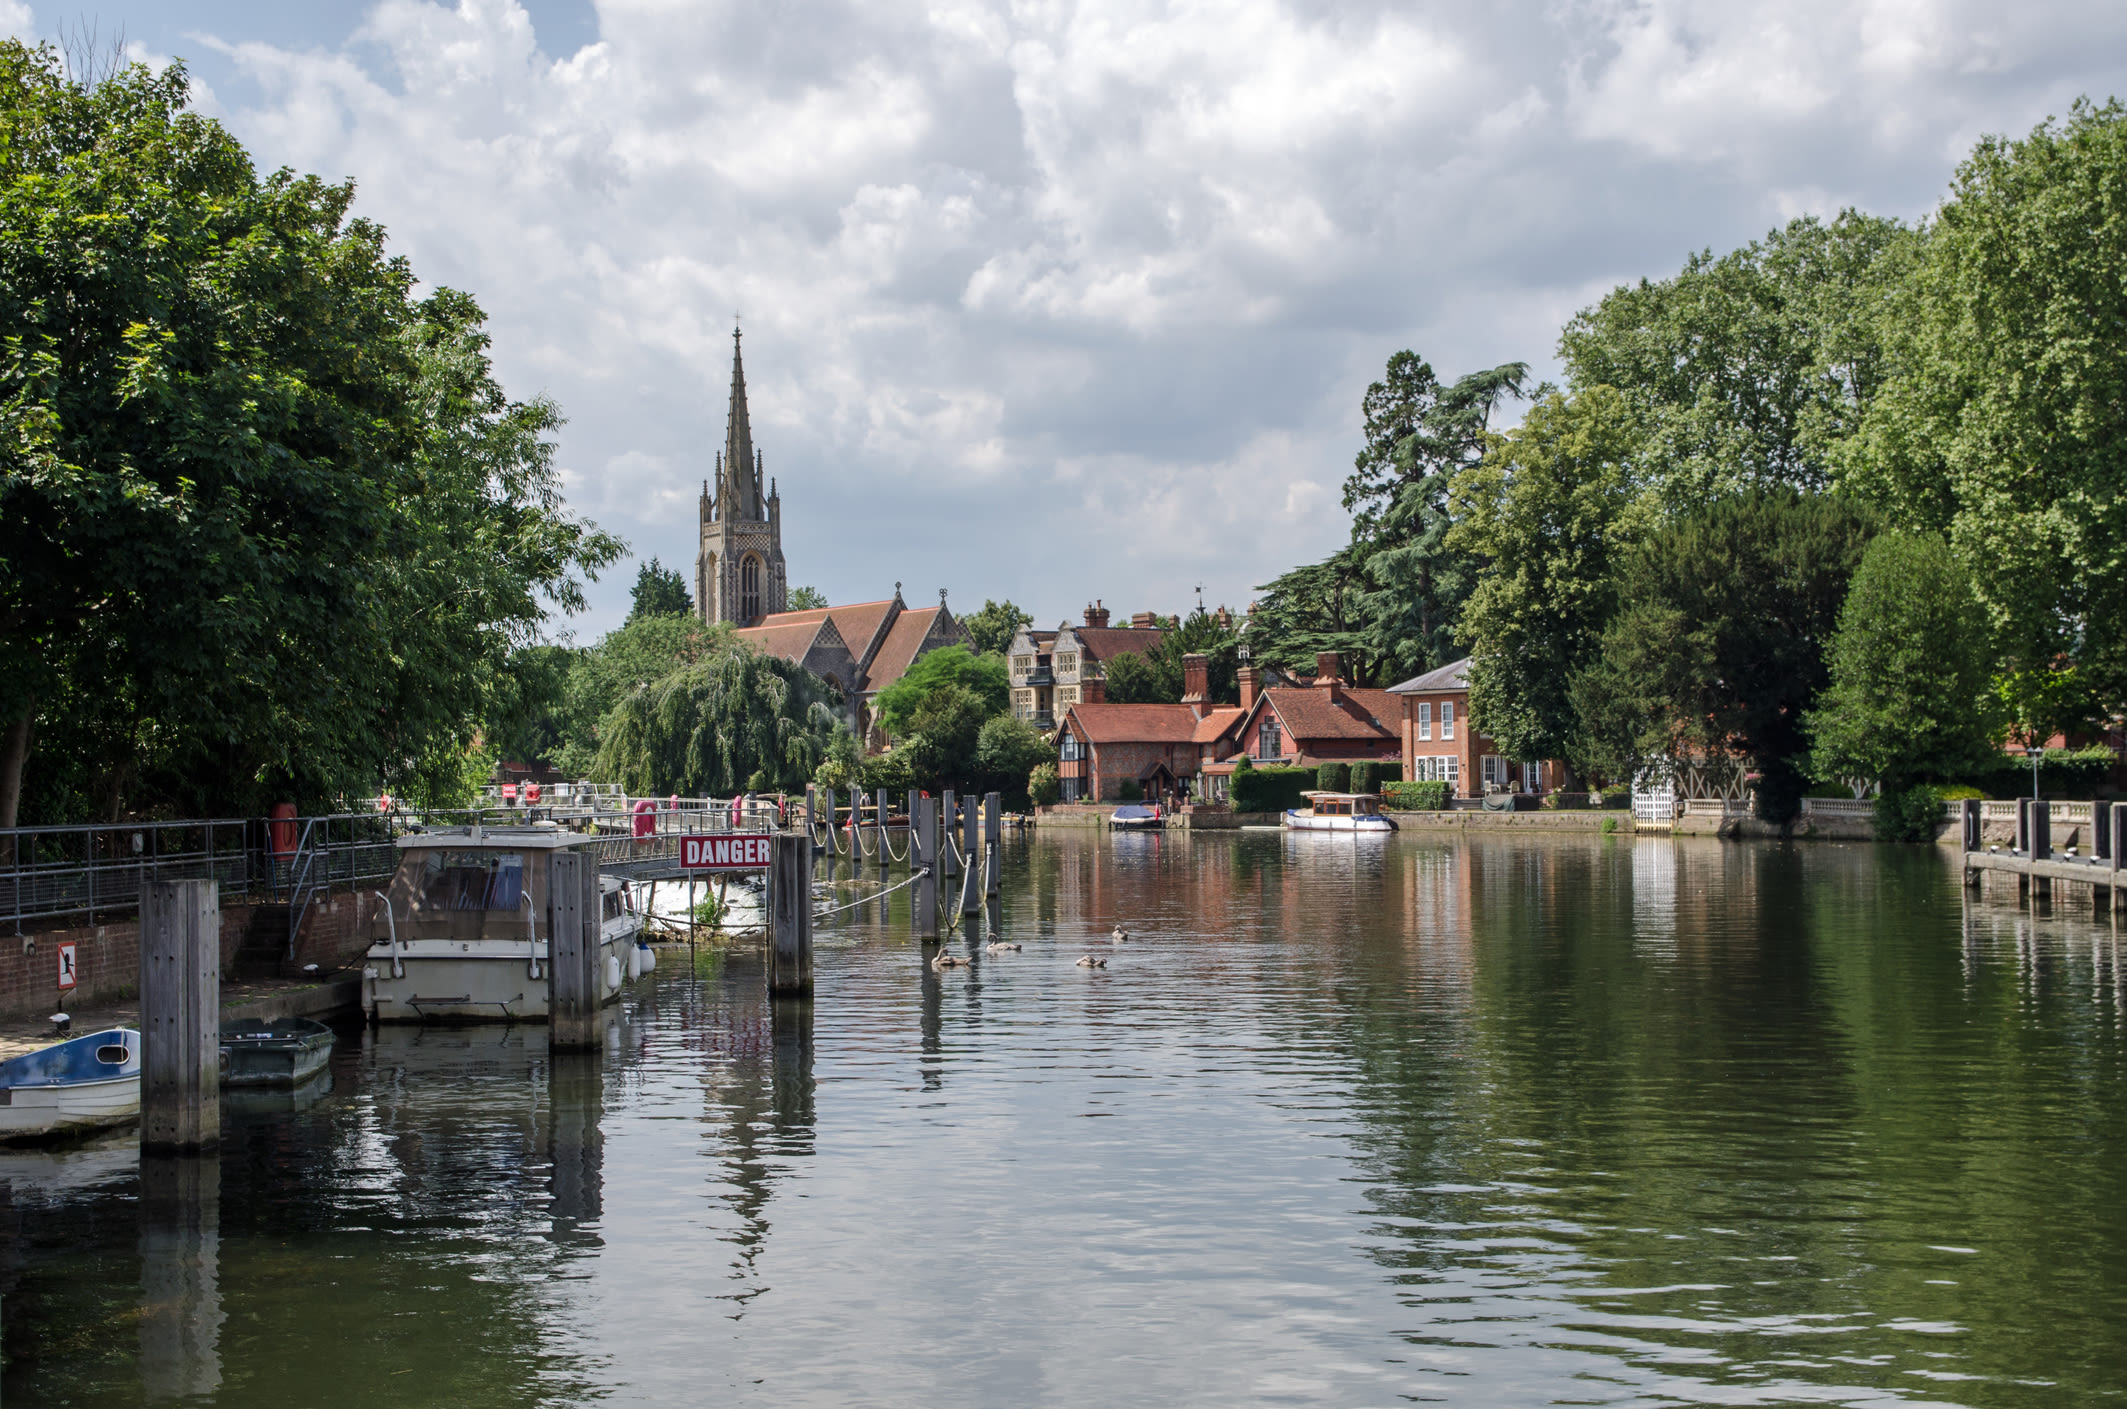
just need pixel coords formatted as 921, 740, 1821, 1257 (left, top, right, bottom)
521, 891, 542, 980
374, 889, 404, 979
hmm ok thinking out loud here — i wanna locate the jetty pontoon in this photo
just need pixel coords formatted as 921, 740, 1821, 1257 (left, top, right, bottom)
361, 824, 644, 1023
1283, 792, 1398, 834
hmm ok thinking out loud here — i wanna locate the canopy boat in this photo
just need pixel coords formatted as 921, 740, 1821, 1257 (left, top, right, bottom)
1283, 792, 1399, 834
1109, 804, 1163, 831
0, 1028, 142, 1141
361, 824, 645, 1023
220, 1016, 336, 1087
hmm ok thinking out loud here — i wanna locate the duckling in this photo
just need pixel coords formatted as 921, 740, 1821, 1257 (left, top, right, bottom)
1110, 925, 1130, 944
931, 949, 971, 970
985, 940, 1022, 953
1075, 954, 1106, 969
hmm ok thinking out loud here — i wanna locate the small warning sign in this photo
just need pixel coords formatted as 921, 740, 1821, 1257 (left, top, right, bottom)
56, 941, 77, 991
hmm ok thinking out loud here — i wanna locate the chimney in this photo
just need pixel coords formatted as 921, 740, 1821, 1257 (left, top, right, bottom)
1084, 599, 1110, 629
1080, 676, 1106, 704
1238, 665, 1260, 713
1214, 605, 1232, 631
1130, 611, 1159, 630
1181, 652, 1209, 718
1316, 651, 1343, 702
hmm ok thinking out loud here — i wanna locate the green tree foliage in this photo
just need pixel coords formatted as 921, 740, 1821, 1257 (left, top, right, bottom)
871, 645, 1008, 738
787, 585, 829, 610
1028, 761, 1061, 807
628, 557, 692, 619
959, 598, 1034, 657
974, 714, 1056, 804
595, 645, 840, 796
1835, 101, 2127, 707
1100, 644, 1171, 704
0, 44, 619, 823
552, 616, 735, 776
1246, 547, 1376, 681
1807, 532, 1995, 789
1562, 211, 1914, 507
1573, 492, 1877, 821
1448, 388, 1652, 771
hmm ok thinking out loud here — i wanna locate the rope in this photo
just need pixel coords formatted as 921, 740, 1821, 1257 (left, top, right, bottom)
812, 866, 929, 920
885, 828, 910, 863
946, 832, 968, 867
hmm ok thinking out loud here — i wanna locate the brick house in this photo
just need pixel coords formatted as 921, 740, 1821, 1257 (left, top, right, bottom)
1055, 653, 1247, 801
1197, 652, 1400, 799
1385, 657, 1561, 798
1007, 601, 1168, 726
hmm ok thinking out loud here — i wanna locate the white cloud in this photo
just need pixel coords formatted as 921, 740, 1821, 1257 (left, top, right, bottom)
18, 0, 2127, 630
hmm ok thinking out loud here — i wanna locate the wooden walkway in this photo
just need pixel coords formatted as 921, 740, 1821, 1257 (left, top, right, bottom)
1958, 798, 2127, 907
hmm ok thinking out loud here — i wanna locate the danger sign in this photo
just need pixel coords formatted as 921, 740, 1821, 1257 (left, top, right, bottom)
56, 942, 77, 991
680, 834, 773, 871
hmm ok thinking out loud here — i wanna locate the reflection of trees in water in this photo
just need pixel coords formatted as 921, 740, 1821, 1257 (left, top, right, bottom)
679, 946, 817, 1312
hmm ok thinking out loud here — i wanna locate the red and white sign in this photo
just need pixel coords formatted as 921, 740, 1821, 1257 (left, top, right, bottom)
56, 942, 77, 991
680, 834, 774, 871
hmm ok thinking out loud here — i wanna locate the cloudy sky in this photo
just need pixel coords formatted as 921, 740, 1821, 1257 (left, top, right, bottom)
9, 1, 2127, 638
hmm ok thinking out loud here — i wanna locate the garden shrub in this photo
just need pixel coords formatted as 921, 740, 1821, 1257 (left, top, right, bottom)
1873, 784, 1944, 843
1028, 763, 1060, 807
1316, 762, 1351, 793
1384, 780, 1451, 810
1118, 779, 1143, 802
1936, 784, 1984, 801
1598, 785, 1631, 808
1232, 764, 1312, 813
1349, 762, 1378, 794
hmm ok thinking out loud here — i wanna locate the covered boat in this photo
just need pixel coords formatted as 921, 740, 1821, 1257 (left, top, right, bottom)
0, 1028, 142, 1141
361, 824, 645, 1023
1109, 804, 1164, 830
1283, 792, 1398, 833
219, 1016, 335, 1087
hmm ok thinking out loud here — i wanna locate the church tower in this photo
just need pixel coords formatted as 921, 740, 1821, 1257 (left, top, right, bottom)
696, 327, 787, 626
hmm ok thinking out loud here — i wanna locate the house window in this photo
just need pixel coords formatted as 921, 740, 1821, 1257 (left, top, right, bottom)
1058, 686, 1077, 704
1060, 730, 1081, 761
1522, 760, 1542, 792
1061, 776, 1080, 802
1057, 653, 1077, 674
1259, 718, 1282, 759
740, 555, 761, 620
1013, 655, 1033, 678
1441, 703, 1454, 740
1482, 755, 1507, 790
1417, 703, 1432, 740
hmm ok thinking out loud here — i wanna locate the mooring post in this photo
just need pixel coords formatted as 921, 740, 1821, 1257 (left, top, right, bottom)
913, 794, 937, 932
140, 879, 220, 1156
2033, 800, 2052, 862
960, 800, 982, 915
548, 850, 599, 1051
1962, 798, 1982, 855
940, 791, 958, 876
2018, 797, 2031, 855
769, 832, 814, 995
983, 840, 999, 902
985, 791, 1002, 847
2099, 799, 2115, 864
906, 789, 920, 869
2114, 803, 2127, 877
805, 784, 817, 840
822, 787, 836, 847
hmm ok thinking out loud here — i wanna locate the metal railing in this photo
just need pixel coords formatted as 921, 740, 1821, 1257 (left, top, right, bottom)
2, 818, 257, 932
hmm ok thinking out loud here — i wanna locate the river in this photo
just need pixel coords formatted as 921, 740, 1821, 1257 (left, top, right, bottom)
2, 828, 2123, 1406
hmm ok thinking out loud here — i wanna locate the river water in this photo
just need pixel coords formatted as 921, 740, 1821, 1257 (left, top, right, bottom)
3, 829, 2124, 1407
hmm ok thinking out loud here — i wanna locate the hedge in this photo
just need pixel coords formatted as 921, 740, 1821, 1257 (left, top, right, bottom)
1232, 764, 1313, 813
1384, 780, 1451, 810
1316, 762, 1351, 793
1349, 761, 1378, 795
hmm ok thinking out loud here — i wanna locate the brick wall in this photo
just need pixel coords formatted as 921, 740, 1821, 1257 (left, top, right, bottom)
1087, 740, 1192, 800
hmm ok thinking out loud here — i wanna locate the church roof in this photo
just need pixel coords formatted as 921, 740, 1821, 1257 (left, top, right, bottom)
718, 327, 761, 521
864, 605, 950, 694
735, 615, 847, 670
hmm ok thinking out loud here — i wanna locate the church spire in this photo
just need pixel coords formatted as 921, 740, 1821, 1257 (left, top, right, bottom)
722, 324, 757, 519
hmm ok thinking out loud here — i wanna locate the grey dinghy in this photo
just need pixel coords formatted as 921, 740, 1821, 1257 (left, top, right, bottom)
219, 1017, 336, 1088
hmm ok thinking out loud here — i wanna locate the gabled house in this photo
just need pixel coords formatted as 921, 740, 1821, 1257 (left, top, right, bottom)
1054, 653, 1247, 802
1007, 601, 1168, 726
1198, 654, 1400, 800
737, 586, 965, 747
1385, 657, 1560, 797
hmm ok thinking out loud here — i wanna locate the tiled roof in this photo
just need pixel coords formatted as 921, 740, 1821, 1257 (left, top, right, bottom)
863, 606, 947, 693
1063, 703, 1202, 744
1387, 657, 1471, 694
825, 600, 899, 665
737, 618, 839, 664
1075, 627, 1165, 663
1190, 707, 1246, 744
1265, 687, 1399, 741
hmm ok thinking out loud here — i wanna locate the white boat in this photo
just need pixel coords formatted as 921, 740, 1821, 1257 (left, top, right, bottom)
1283, 791, 1399, 833
362, 824, 645, 1023
0, 1028, 142, 1140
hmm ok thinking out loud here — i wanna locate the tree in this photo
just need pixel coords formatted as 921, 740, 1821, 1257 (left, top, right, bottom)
1834, 101, 2127, 712
1572, 491, 1877, 821
1247, 547, 1377, 681
552, 615, 735, 775
1101, 647, 1170, 703
595, 643, 840, 795
974, 713, 1055, 803
0, 44, 619, 823
870, 645, 1008, 739
959, 598, 1033, 657
1807, 531, 1995, 789
788, 585, 829, 611
1447, 387, 1652, 773
629, 557, 692, 619
1561, 210, 1915, 508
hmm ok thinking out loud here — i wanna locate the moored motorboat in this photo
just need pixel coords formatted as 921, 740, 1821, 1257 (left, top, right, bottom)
1282, 792, 1398, 833
219, 1016, 336, 1087
361, 824, 646, 1023
0, 1028, 142, 1141
1109, 804, 1163, 830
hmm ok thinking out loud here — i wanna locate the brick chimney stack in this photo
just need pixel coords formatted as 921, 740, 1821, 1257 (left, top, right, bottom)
1084, 600, 1111, 629
1316, 651, 1344, 702
1238, 664, 1260, 712
1181, 652, 1209, 718
1080, 676, 1106, 704
1130, 611, 1159, 629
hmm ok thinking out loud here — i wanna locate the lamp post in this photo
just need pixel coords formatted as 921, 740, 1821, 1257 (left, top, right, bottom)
2027, 743, 2045, 801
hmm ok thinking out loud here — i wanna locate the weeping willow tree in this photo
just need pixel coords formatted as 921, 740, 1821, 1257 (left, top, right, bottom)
594, 645, 845, 795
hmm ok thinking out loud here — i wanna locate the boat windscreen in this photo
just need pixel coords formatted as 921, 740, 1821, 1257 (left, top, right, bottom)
415, 851, 531, 912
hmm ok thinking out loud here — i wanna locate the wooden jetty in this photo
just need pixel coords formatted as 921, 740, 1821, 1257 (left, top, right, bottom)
1959, 798, 2127, 910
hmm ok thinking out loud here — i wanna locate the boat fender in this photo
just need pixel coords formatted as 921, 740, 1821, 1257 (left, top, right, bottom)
626, 945, 643, 982
605, 954, 623, 992
638, 943, 656, 973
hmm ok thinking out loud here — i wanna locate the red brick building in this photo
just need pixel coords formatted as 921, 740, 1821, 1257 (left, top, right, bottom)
1055, 653, 1247, 801
1386, 657, 1560, 797
1198, 652, 1399, 798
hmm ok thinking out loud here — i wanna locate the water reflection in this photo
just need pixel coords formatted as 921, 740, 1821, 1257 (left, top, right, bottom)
138, 1156, 221, 1400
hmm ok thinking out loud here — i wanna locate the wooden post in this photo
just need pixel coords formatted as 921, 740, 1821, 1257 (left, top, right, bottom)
985, 791, 1002, 848
140, 879, 220, 1156
2018, 797, 2031, 854
1961, 798, 1982, 855
961, 799, 982, 914
805, 785, 818, 841
2100, 799, 2115, 863
769, 832, 813, 995
906, 789, 920, 869
549, 850, 598, 1050
913, 795, 937, 932
940, 791, 958, 876
984, 840, 999, 900
822, 787, 836, 849
2033, 800, 2052, 861
2114, 803, 2127, 876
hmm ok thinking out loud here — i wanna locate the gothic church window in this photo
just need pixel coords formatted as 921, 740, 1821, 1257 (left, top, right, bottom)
742, 555, 761, 620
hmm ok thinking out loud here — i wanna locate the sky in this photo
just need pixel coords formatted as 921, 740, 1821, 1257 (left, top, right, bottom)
7, 1, 2127, 640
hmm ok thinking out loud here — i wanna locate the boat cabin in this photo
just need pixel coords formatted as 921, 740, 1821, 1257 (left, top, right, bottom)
367, 825, 608, 945
1299, 792, 1385, 817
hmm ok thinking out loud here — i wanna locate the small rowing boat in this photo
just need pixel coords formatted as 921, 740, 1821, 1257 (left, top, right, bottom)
220, 1016, 336, 1088
0, 1029, 142, 1141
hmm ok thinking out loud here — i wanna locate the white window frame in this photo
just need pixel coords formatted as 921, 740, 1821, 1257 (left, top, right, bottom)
1417, 703, 1432, 740
1482, 755, 1506, 790
1441, 703, 1455, 740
